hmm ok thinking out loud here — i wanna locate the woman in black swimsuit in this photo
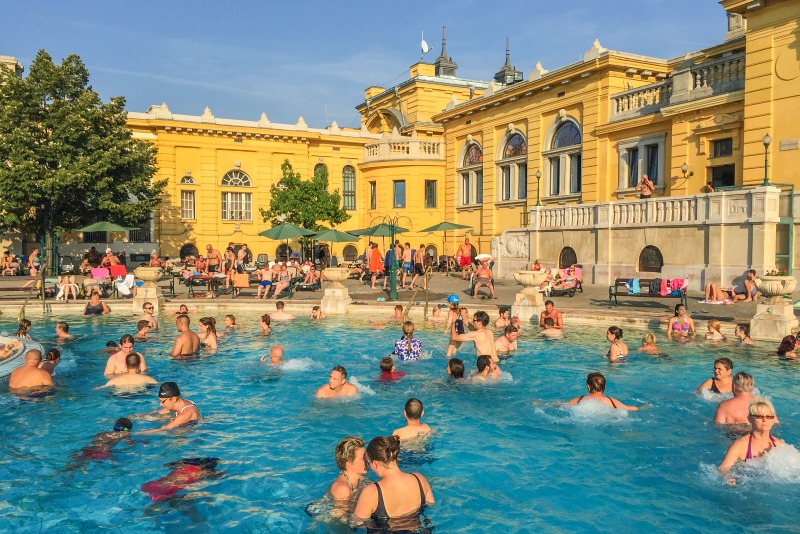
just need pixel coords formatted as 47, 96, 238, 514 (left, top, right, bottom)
695, 357, 733, 395
352, 435, 435, 532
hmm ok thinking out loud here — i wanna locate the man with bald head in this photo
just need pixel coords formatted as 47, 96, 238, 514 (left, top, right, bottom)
171, 315, 200, 356
9, 350, 54, 390
260, 345, 284, 364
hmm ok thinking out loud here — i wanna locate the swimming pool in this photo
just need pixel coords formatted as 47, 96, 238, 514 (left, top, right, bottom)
1, 313, 800, 533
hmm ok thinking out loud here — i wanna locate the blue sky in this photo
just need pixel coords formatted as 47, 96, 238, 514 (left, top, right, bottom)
4, 1, 727, 128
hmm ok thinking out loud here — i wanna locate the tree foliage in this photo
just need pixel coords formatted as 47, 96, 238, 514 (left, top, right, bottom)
0, 50, 166, 267
260, 160, 350, 231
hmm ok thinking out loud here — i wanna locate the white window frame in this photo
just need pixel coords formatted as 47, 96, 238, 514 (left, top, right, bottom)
457, 142, 484, 209
180, 190, 195, 220
496, 131, 528, 206
221, 191, 252, 221
616, 132, 666, 196
542, 119, 582, 202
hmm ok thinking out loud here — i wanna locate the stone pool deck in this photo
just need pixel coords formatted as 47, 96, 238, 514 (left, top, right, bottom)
0, 273, 796, 333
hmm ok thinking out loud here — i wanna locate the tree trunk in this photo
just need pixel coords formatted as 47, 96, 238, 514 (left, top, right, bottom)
44, 230, 56, 278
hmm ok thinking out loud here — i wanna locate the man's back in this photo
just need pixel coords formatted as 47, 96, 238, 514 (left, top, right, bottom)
105, 373, 157, 387
715, 395, 751, 424
10, 365, 53, 389
175, 331, 200, 355
393, 423, 431, 441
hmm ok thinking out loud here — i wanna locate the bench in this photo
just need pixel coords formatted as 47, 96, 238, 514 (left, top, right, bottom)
609, 278, 688, 308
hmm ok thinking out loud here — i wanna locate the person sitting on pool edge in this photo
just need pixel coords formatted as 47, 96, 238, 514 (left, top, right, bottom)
472, 355, 500, 382
566, 372, 640, 411
719, 397, 784, 485
392, 398, 431, 441
379, 356, 406, 381
260, 346, 284, 365
102, 353, 158, 388
328, 435, 368, 502
172, 315, 200, 357
714, 372, 759, 425
316, 365, 358, 398
139, 382, 201, 433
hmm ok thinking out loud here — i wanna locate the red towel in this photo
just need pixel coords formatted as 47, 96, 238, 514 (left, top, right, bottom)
660, 279, 669, 296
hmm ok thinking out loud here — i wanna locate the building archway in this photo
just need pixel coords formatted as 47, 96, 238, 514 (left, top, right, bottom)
558, 247, 577, 269
342, 244, 359, 262
276, 244, 292, 262
179, 243, 199, 260
639, 245, 664, 273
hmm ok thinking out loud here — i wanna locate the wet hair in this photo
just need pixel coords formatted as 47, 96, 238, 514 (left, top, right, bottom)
334, 436, 365, 470
473, 311, 490, 327
777, 335, 796, 356
404, 398, 423, 420
199, 317, 217, 335
125, 352, 141, 369
136, 320, 151, 330
179, 304, 189, 312
735, 323, 750, 337
544, 300, 554, 307
401, 321, 414, 354
45, 348, 60, 362
587, 372, 607, 393
332, 365, 347, 379
499, 307, 510, 317
380, 356, 394, 372
260, 314, 271, 327
714, 357, 733, 371
642, 333, 656, 346
607, 326, 623, 340
543, 318, 555, 328
707, 319, 721, 333
510, 316, 521, 327
311, 306, 321, 312
395, 305, 403, 312
476, 355, 492, 372
447, 358, 465, 379
366, 435, 401, 465
225, 314, 236, 325
56, 321, 69, 333
504, 325, 518, 335
673, 303, 686, 316
733, 372, 754, 393
16, 319, 31, 335
276, 301, 285, 310
119, 334, 135, 345
749, 397, 776, 417
105, 341, 118, 347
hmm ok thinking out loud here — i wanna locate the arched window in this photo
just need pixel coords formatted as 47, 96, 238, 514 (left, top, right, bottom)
458, 143, 483, 206
342, 244, 358, 262
180, 243, 199, 260
424, 245, 438, 260
639, 245, 664, 273
314, 163, 328, 177
342, 166, 356, 211
180, 175, 196, 219
498, 132, 528, 202
276, 244, 292, 261
558, 247, 577, 269
221, 169, 252, 221
543, 120, 582, 199
180, 175, 195, 184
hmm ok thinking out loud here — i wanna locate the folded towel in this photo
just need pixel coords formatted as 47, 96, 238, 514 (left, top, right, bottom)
660, 279, 669, 297
631, 278, 641, 295
625, 278, 634, 292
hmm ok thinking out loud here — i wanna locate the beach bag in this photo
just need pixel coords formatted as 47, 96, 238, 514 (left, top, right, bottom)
233, 273, 249, 288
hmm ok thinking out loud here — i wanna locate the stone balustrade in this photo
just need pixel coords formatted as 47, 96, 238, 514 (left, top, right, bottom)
690, 54, 745, 94
610, 80, 672, 121
363, 136, 444, 163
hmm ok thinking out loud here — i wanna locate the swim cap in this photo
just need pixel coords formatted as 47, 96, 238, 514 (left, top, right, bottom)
113, 418, 133, 432
158, 382, 181, 398
447, 294, 460, 305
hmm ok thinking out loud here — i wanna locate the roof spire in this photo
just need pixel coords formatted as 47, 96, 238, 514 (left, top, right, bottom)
441, 26, 448, 57
505, 36, 511, 67
494, 36, 522, 86
434, 25, 458, 77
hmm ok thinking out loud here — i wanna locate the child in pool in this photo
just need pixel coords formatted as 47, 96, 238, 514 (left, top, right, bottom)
428, 306, 446, 323
378, 356, 406, 381
637, 333, 659, 353
541, 317, 562, 338
705, 319, 726, 341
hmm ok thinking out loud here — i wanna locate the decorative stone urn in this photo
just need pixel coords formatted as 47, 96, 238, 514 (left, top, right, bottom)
133, 266, 165, 313
750, 275, 798, 342
511, 270, 548, 322
755, 276, 797, 305
321, 267, 352, 315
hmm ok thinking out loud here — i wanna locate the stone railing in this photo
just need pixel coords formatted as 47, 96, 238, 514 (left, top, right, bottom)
690, 54, 745, 95
363, 136, 444, 163
610, 80, 672, 121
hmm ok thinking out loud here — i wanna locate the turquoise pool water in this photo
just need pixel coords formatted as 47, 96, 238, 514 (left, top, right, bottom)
1, 313, 800, 533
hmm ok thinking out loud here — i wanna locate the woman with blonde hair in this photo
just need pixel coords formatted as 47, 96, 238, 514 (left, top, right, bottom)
704, 319, 726, 341
394, 321, 422, 361
637, 333, 659, 353
719, 398, 785, 484
328, 436, 368, 502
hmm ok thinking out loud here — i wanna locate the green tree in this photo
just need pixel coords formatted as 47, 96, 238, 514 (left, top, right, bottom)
0, 50, 166, 272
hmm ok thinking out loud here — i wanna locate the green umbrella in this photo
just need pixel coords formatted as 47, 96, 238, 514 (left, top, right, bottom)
74, 221, 138, 232
258, 222, 315, 240
420, 221, 473, 274
350, 223, 409, 237
311, 229, 360, 242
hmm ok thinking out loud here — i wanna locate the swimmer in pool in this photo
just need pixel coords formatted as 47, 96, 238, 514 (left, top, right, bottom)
139, 382, 201, 433
175, 304, 190, 315
472, 355, 500, 382
133, 320, 151, 341
494, 307, 511, 329
101, 353, 158, 388
260, 345, 284, 364
495, 325, 518, 356
224, 314, 237, 329
328, 436, 368, 502
66, 418, 134, 472
316, 365, 358, 398
604, 326, 628, 362
0, 339, 23, 359
378, 357, 406, 381
392, 398, 431, 441
446, 358, 465, 379
259, 314, 272, 334
450, 311, 498, 363
637, 333, 659, 353
714, 372, 758, 425
271, 301, 295, 320
541, 317, 563, 338
719, 397, 785, 484
696, 357, 733, 395
734, 323, 754, 346
428, 307, 445, 323
104, 334, 148, 377
311, 306, 327, 320
39, 349, 60, 375
704, 319, 726, 341
172, 315, 200, 356
566, 372, 639, 411
139, 302, 159, 330
55, 321, 75, 341
667, 303, 696, 340
9, 350, 54, 390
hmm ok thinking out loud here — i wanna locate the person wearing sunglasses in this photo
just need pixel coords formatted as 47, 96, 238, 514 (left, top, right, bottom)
139, 302, 159, 330
719, 397, 784, 484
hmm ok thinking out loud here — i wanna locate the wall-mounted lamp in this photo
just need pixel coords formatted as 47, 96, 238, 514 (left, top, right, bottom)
680, 162, 694, 179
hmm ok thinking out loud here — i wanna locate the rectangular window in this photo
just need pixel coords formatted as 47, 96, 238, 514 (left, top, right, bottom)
461, 173, 471, 205
342, 172, 356, 211
711, 164, 735, 187
713, 138, 733, 158
646, 144, 659, 184
180, 190, 195, 220
518, 164, 527, 199
221, 192, 252, 221
369, 181, 377, 210
570, 154, 582, 193
128, 227, 152, 243
627, 148, 639, 187
501, 166, 511, 201
476, 171, 483, 204
550, 158, 560, 196
83, 231, 108, 243
424, 180, 437, 208
393, 180, 406, 208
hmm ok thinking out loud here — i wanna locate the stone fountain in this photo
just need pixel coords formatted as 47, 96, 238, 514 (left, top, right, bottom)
750, 275, 798, 342
132, 266, 165, 314
320, 267, 351, 315
511, 270, 548, 323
